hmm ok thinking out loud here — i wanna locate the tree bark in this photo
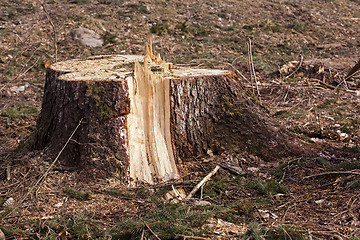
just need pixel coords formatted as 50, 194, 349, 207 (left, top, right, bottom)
31, 54, 313, 185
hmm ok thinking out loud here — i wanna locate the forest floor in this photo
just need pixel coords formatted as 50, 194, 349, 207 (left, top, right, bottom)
0, 0, 360, 239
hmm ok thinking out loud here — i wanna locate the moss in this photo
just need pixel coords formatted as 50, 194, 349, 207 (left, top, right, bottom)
86, 82, 118, 121
223, 96, 242, 117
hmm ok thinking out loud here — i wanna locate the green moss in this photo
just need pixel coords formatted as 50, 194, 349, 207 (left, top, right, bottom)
223, 96, 242, 117
86, 83, 118, 121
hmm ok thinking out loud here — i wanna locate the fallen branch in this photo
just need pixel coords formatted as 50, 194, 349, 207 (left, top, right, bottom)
185, 165, 220, 200
303, 170, 360, 179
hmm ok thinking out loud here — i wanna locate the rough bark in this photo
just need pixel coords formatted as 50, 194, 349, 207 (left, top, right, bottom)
31, 54, 313, 185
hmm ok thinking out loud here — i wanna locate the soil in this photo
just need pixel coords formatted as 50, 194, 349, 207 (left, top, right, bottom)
0, 0, 360, 239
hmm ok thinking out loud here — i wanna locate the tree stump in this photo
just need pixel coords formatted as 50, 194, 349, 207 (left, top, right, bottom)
32, 49, 313, 185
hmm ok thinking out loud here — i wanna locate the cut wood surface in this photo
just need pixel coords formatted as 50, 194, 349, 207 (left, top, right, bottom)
32, 48, 314, 185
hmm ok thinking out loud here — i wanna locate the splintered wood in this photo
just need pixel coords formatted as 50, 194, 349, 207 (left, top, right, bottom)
128, 60, 178, 184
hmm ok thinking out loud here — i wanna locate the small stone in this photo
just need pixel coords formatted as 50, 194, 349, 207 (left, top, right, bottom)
0, 229, 5, 240
247, 167, 259, 173
71, 27, 104, 48
3, 197, 14, 207
195, 200, 211, 206
315, 199, 325, 205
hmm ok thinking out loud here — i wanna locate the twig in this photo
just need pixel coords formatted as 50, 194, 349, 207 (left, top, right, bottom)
248, 39, 261, 102
185, 165, 220, 200
38, 0, 58, 62
4, 118, 83, 218
141, 218, 161, 240
226, 62, 250, 83
346, 58, 360, 80
303, 170, 360, 179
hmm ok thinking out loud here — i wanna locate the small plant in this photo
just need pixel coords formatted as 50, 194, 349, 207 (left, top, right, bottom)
102, 32, 117, 45
272, 158, 304, 178
288, 19, 307, 33
98, 0, 124, 5
326, 160, 360, 172
70, 0, 92, 4
247, 178, 287, 197
317, 98, 336, 109
126, 3, 150, 14
175, 21, 207, 37
64, 187, 90, 201
150, 23, 169, 35
243, 223, 305, 240
203, 176, 229, 199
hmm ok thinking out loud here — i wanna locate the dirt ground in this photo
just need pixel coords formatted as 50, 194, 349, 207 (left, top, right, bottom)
0, 0, 360, 239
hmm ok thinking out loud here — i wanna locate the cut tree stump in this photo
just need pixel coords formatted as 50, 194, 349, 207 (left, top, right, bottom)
31, 47, 314, 185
